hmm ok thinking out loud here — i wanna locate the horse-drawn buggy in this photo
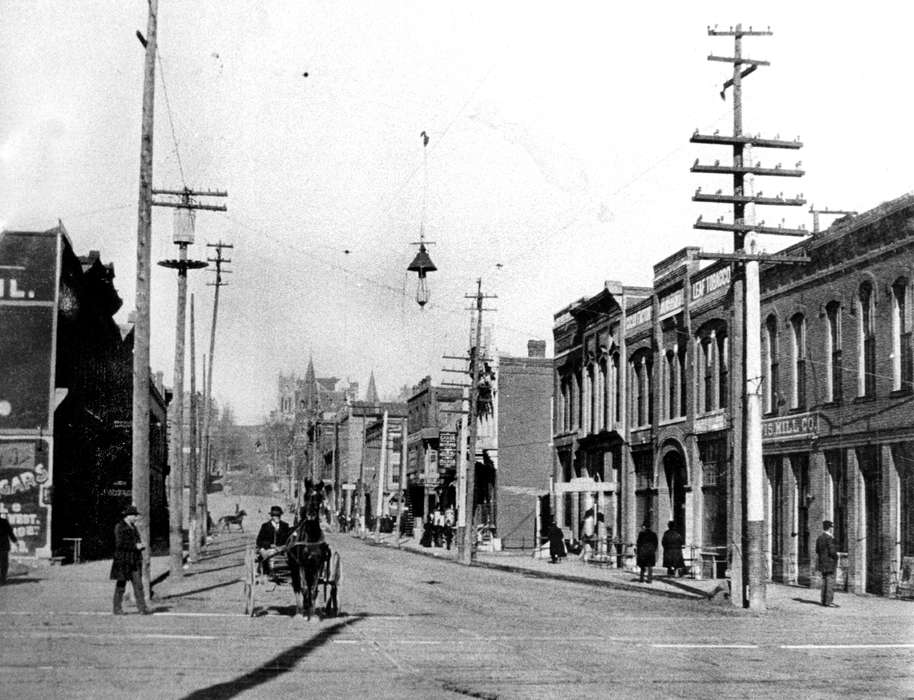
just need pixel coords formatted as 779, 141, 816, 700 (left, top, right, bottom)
242, 480, 341, 619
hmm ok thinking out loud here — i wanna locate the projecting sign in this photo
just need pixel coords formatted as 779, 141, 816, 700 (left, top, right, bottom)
438, 430, 457, 473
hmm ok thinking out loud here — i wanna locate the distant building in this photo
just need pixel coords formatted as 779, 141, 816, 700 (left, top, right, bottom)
0, 225, 169, 560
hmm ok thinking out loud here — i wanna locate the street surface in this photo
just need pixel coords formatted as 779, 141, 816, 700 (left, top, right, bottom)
1, 528, 913, 699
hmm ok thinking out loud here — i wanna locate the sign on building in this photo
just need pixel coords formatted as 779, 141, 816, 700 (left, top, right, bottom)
762, 412, 820, 441
438, 430, 457, 473
0, 230, 60, 557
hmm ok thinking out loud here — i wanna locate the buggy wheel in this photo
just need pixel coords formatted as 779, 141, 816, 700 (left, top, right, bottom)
243, 546, 257, 616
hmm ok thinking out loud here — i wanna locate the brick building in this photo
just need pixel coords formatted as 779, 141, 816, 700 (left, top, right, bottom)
0, 225, 169, 560
552, 193, 914, 596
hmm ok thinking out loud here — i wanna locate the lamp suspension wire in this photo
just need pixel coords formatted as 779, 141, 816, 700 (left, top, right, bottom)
421, 130, 430, 241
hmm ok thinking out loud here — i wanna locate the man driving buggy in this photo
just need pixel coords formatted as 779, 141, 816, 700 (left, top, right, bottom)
256, 505, 291, 577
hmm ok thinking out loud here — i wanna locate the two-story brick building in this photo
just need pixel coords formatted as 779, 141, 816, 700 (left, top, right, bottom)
553, 193, 914, 596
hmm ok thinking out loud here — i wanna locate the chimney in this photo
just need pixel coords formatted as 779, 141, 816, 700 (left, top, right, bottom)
527, 339, 546, 358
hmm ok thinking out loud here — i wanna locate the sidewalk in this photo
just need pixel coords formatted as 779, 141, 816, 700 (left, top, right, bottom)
355, 530, 914, 617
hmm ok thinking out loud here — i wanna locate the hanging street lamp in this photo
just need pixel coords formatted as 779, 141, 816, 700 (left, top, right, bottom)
407, 232, 437, 307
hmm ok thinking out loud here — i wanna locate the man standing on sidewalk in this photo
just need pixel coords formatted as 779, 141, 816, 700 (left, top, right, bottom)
0, 514, 18, 584
110, 505, 151, 615
816, 520, 839, 608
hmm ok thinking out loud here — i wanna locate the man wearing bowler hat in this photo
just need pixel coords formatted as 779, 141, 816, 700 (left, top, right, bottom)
256, 505, 291, 577
110, 505, 151, 615
815, 520, 839, 607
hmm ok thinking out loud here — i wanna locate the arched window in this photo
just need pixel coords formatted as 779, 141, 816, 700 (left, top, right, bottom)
630, 350, 652, 427
891, 279, 912, 392
790, 314, 806, 409
717, 330, 729, 410
666, 349, 676, 419
858, 282, 876, 397
825, 301, 842, 404
598, 358, 608, 430
765, 315, 780, 414
611, 352, 621, 424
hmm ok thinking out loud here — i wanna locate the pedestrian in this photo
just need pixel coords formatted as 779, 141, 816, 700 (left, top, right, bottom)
256, 505, 291, 577
444, 507, 455, 550
547, 520, 566, 564
636, 521, 658, 583
661, 521, 686, 578
110, 505, 151, 615
420, 514, 433, 547
433, 509, 445, 547
0, 514, 18, 584
815, 519, 839, 607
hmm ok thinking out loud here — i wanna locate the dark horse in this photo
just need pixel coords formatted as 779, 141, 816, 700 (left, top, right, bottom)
285, 479, 339, 619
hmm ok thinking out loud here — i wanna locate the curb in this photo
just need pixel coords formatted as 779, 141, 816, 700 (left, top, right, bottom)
351, 533, 709, 602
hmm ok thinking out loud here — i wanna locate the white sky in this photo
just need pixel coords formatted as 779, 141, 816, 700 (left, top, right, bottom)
3, 1, 913, 423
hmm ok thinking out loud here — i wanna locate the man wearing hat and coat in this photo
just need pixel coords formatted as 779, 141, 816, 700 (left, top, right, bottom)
110, 505, 151, 615
816, 520, 840, 607
256, 505, 291, 577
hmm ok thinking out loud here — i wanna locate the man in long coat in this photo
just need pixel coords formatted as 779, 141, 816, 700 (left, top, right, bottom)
636, 522, 658, 583
110, 505, 151, 615
661, 521, 686, 578
815, 520, 839, 607
547, 521, 566, 564
256, 505, 291, 576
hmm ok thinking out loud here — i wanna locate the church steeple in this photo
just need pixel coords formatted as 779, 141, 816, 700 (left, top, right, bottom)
303, 355, 318, 410
365, 371, 379, 404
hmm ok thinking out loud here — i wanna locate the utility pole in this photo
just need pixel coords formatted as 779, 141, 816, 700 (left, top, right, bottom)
691, 24, 808, 610
457, 279, 497, 565
188, 294, 199, 562
133, 0, 158, 600
373, 410, 389, 541
201, 240, 232, 547
397, 415, 407, 549
155, 188, 224, 579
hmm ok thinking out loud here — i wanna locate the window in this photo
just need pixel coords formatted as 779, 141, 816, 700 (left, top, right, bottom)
825, 302, 842, 404
765, 315, 780, 414
702, 336, 714, 412
598, 359, 607, 430
679, 346, 688, 417
666, 350, 676, 419
631, 351, 652, 427
858, 282, 876, 397
826, 450, 847, 550
584, 365, 594, 433
699, 437, 727, 546
612, 352, 621, 424
717, 331, 729, 410
892, 279, 912, 392
790, 314, 806, 409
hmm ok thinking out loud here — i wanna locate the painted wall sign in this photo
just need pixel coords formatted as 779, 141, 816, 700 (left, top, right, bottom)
691, 266, 731, 302
762, 412, 820, 440
0, 231, 59, 432
658, 289, 684, 318
0, 438, 51, 556
624, 305, 652, 332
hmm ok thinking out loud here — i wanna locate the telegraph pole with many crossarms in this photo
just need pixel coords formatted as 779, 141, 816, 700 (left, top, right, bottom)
691, 24, 809, 610
200, 241, 232, 547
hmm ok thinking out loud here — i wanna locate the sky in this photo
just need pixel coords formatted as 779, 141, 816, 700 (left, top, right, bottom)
3, 1, 914, 424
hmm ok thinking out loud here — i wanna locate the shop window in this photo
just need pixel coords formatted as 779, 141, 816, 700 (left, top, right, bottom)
699, 437, 727, 547
825, 301, 842, 404
634, 450, 654, 529
858, 282, 876, 398
892, 279, 912, 392
790, 314, 807, 409
826, 450, 847, 551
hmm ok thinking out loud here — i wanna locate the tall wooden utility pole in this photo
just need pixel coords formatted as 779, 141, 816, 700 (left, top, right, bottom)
155, 188, 224, 579
691, 24, 808, 610
188, 294, 199, 562
201, 240, 232, 545
133, 0, 158, 598
373, 410, 389, 541
458, 279, 496, 565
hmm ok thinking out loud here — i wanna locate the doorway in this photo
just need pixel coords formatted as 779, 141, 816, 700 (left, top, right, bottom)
663, 450, 687, 541
859, 448, 883, 594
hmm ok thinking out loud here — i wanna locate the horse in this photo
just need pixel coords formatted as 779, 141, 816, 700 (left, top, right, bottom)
285, 480, 339, 619
217, 510, 247, 532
